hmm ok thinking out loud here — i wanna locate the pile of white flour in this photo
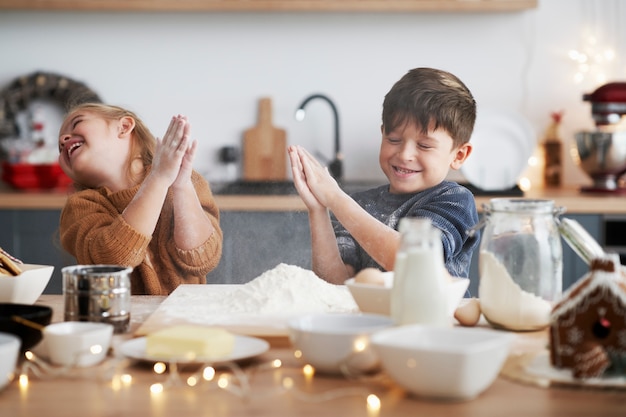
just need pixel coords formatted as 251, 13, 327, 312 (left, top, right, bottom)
154, 264, 358, 327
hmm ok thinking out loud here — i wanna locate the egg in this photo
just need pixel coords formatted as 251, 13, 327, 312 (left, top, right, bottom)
354, 268, 385, 286
454, 298, 481, 327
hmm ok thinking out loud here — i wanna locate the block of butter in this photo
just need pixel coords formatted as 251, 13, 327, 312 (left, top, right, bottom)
145, 325, 236, 360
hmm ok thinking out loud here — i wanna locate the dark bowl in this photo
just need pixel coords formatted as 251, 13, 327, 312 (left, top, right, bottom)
0, 303, 52, 351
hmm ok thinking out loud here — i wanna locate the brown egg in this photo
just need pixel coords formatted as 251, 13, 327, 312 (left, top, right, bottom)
354, 268, 385, 286
454, 298, 481, 327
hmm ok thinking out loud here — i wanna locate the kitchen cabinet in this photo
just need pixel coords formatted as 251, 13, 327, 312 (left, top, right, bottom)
0, 0, 537, 12
207, 210, 312, 284
0, 209, 74, 295
0, 206, 604, 296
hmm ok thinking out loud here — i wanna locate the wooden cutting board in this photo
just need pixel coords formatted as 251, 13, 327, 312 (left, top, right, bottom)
242, 97, 287, 181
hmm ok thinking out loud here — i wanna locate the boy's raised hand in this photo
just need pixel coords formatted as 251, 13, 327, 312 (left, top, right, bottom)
289, 145, 341, 208
289, 145, 323, 211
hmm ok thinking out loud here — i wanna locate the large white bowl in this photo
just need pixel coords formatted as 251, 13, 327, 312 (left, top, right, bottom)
0, 264, 54, 304
0, 332, 20, 391
345, 272, 469, 316
371, 325, 514, 401
287, 313, 394, 374
43, 322, 113, 367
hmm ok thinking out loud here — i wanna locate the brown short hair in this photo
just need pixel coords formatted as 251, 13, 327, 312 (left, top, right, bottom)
382, 68, 476, 148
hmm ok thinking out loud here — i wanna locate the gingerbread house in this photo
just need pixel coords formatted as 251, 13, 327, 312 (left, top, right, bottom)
549, 255, 626, 379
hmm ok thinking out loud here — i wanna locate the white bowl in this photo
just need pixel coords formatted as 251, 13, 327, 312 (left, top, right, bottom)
0, 332, 20, 391
345, 272, 469, 316
287, 313, 394, 374
371, 325, 514, 401
43, 322, 113, 367
0, 264, 54, 304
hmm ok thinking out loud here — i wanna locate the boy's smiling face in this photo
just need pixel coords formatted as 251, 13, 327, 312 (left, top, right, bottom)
379, 122, 472, 194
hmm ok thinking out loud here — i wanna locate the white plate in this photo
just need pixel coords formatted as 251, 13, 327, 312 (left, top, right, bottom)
461, 108, 536, 191
117, 335, 270, 364
525, 351, 626, 389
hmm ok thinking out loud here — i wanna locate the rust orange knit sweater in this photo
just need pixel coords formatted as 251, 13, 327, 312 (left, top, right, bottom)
59, 171, 222, 295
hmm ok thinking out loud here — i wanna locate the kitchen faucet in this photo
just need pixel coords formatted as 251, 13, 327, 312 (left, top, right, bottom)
295, 93, 343, 181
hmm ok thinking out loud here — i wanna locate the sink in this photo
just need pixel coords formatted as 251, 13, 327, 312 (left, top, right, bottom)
212, 180, 386, 195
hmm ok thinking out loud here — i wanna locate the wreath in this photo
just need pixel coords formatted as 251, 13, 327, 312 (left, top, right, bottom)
0, 71, 102, 139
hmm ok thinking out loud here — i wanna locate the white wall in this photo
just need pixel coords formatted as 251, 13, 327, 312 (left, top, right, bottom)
1, 0, 625, 187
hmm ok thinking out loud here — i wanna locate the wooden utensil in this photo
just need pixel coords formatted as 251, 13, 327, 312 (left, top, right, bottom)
242, 98, 287, 181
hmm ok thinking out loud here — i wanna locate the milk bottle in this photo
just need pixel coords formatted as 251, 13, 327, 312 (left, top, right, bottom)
390, 217, 449, 327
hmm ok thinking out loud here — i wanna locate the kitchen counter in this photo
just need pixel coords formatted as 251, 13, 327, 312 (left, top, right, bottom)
3, 183, 626, 214
1, 294, 623, 417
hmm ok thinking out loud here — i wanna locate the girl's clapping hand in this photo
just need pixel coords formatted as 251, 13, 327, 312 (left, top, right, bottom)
152, 115, 192, 186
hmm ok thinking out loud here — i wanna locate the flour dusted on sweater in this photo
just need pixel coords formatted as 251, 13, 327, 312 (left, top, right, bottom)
154, 264, 357, 326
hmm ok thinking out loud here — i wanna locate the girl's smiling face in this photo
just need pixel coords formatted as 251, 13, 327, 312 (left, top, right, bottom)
58, 110, 133, 190
379, 122, 472, 194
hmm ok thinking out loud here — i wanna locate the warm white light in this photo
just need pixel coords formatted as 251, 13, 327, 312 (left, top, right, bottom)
121, 374, 132, 385
303, 364, 315, 379
90, 345, 103, 355
150, 383, 163, 394
528, 155, 539, 167
293, 350, 302, 359
367, 394, 381, 412
203, 366, 216, 381
187, 376, 198, 387
282, 377, 294, 389
574, 73, 585, 84
19, 374, 29, 388
153, 362, 166, 374
217, 375, 230, 389
271, 359, 282, 368
353, 337, 368, 353
519, 177, 532, 192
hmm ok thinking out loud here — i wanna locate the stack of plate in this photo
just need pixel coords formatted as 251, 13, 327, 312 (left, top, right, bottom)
461, 108, 536, 191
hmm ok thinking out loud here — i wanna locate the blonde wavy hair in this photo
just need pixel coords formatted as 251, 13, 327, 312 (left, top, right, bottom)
63, 102, 156, 188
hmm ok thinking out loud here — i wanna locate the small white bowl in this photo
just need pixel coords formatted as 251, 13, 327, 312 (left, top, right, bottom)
345, 272, 469, 316
287, 313, 394, 374
43, 322, 113, 367
0, 332, 20, 391
371, 325, 514, 401
0, 264, 54, 304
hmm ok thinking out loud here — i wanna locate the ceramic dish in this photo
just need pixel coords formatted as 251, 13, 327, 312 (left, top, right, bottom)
118, 335, 270, 364
345, 272, 469, 317
371, 325, 514, 401
44, 322, 114, 367
0, 264, 54, 304
0, 332, 20, 391
461, 108, 535, 191
287, 313, 394, 374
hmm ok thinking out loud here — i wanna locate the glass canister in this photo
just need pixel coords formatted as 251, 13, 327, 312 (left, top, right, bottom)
390, 217, 449, 327
477, 198, 563, 331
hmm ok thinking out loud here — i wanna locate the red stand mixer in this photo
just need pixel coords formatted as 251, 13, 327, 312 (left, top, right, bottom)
575, 82, 626, 193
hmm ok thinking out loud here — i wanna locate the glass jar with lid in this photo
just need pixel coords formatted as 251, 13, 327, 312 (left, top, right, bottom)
475, 198, 563, 331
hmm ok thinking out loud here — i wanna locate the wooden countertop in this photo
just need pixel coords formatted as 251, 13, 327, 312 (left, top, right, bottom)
0, 294, 623, 417
2, 184, 626, 214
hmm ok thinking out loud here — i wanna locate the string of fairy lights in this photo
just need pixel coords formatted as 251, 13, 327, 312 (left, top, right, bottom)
16, 345, 390, 414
